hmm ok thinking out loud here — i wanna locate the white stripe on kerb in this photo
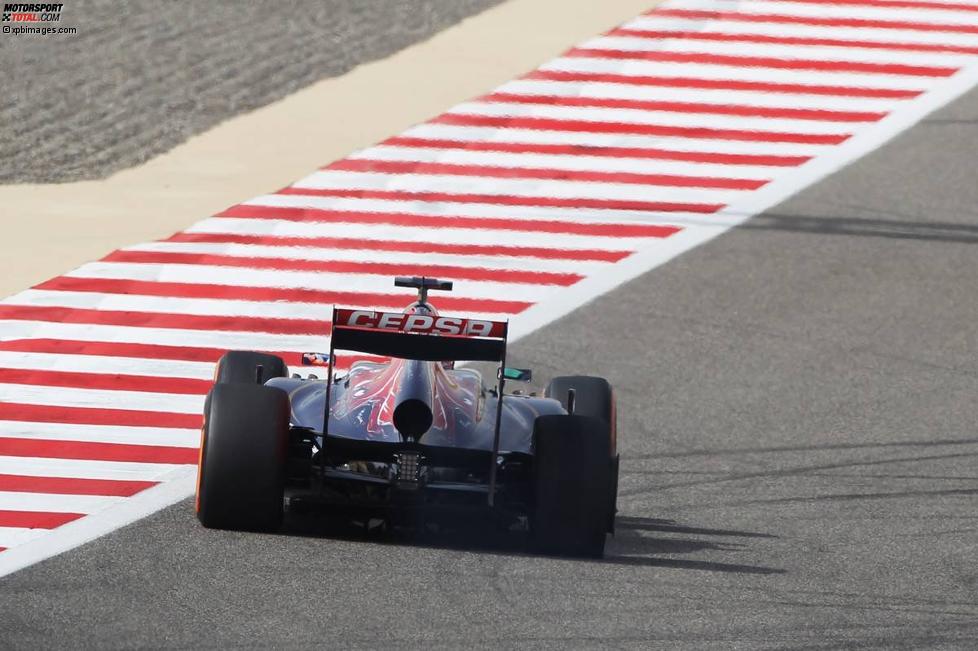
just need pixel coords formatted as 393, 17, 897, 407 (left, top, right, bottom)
449, 100, 860, 134
189, 217, 678, 251
64, 262, 563, 303
349, 144, 783, 179
0, 526, 48, 549
0, 421, 200, 447
0, 491, 124, 515
4, 290, 507, 325
0, 456, 192, 482
403, 123, 833, 156
675, 0, 978, 27
582, 34, 973, 67
541, 57, 933, 91
494, 79, 903, 113
624, 15, 978, 48
126, 241, 615, 275
0, 351, 213, 379
0, 383, 204, 414
0, 319, 329, 353
295, 170, 743, 205
245, 192, 706, 225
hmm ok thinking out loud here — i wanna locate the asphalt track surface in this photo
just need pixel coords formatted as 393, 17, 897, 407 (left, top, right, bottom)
0, 67, 975, 651
0, 0, 502, 183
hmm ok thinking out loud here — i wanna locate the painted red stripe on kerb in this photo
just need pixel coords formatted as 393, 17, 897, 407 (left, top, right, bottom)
383, 136, 810, 167
772, 0, 978, 13
0, 436, 199, 464
224, 201, 697, 232
103, 250, 582, 287
0, 509, 83, 529
0, 368, 210, 395
0, 402, 200, 429
0, 304, 330, 336
610, 28, 978, 57
38, 277, 534, 314
0, 474, 157, 497
525, 70, 921, 100
435, 113, 849, 145
565, 47, 957, 78
483, 92, 886, 123
652, 8, 978, 34
329, 157, 767, 190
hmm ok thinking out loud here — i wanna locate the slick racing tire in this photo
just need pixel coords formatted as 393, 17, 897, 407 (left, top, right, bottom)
545, 376, 613, 424
545, 376, 618, 533
215, 351, 287, 385
530, 414, 613, 558
196, 383, 289, 531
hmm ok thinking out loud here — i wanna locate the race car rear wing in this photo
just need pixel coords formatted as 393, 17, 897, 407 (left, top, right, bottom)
329, 308, 507, 362
322, 301, 511, 507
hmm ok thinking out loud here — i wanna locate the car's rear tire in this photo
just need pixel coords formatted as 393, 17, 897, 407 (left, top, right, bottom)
545, 376, 613, 423
215, 351, 287, 385
545, 376, 618, 533
196, 383, 289, 531
530, 414, 613, 557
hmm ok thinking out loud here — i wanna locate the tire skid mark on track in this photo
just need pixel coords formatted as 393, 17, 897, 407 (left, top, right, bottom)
1, 0, 977, 577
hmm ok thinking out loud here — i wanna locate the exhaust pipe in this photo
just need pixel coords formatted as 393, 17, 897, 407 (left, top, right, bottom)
392, 360, 434, 441
393, 399, 433, 441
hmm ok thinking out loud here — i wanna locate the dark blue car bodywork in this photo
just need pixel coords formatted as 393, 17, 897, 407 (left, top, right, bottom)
270, 364, 564, 454
271, 312, 568, 526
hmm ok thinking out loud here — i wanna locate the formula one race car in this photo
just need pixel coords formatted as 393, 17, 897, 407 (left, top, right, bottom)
196, 276, 619, 556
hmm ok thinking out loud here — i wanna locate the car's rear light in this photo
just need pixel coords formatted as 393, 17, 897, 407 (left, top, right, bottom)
394, 452, 422, 490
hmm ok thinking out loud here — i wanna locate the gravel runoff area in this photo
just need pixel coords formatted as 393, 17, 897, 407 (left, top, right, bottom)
0, 0, 504, 183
